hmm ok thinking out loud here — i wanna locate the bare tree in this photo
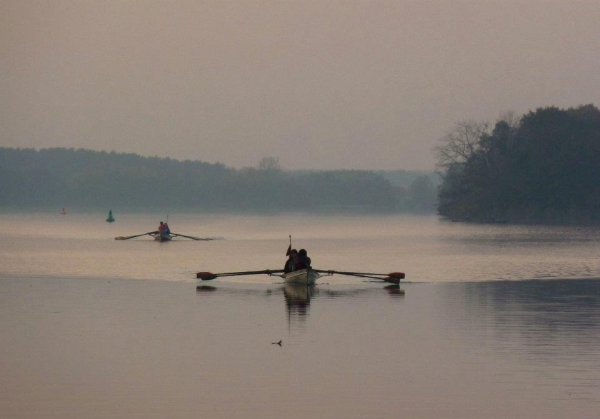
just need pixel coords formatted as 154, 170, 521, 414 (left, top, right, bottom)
433, 120, 489, 170
498, 110, 520, 128
495, 110, 521, 159
257, 157, 282, 172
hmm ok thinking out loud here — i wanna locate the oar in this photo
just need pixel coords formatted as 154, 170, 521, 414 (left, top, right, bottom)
115, 231, 159, 240
313, 269, 405, 284
171, 233, 214, 241
197, 269, 285, 280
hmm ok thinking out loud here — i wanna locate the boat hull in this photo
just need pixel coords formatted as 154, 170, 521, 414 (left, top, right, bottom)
281, 269, 320, 285
152, 233, 172, 242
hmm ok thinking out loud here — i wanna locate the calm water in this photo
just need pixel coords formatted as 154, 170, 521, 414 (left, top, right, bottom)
2, 212, 600, 282
1, 213, 599, 418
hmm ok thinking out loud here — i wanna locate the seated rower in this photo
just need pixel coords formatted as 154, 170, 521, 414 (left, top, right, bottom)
295, 249, 312, 270
284, 249, 298, 273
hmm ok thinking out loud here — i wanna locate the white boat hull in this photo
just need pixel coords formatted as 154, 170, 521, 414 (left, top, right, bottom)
281, 269, 320, 285
151, 233, 172, 242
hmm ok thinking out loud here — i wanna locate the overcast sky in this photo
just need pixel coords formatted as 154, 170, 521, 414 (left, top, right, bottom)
2, 1, 599, 170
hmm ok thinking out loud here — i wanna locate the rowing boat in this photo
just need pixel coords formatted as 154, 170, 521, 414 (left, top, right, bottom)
281, 268, 320, 285
196, 268, 403, 285
152, 233, 172, 242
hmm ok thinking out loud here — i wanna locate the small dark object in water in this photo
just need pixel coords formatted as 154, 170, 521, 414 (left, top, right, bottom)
272, 340, 282, 346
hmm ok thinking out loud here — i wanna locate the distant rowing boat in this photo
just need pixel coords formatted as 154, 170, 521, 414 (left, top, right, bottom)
116, 231, 212, 241
152, 233, 172, 242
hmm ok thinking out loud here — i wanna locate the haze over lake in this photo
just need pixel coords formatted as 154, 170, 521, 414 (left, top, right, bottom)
1, 213, 599, 418
3, 2, 600, 170
4, 1, 600, 414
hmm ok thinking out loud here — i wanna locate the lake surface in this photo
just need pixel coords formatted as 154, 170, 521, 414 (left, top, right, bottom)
1, 213, 599, 418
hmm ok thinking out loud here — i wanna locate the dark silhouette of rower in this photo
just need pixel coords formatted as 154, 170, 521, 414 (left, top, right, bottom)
295, 249, 311, 270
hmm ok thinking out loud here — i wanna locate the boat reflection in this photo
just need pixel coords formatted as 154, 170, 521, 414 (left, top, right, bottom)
384, 284, 406, 297
196, 282, 405, 324
283, 284, 316, 320
196, 285, 217, 293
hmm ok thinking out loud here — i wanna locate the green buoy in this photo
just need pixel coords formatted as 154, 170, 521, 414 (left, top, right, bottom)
106, 210, 115, 223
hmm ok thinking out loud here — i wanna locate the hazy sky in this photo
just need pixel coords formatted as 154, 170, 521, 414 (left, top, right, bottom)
2, 1, 599, 170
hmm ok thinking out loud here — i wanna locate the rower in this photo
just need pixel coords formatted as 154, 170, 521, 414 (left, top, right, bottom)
284, 249, 298, 273
295, 249, 311, 270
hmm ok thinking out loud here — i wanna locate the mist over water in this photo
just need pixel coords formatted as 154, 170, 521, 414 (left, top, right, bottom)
1, 213, 599, 418
1, 213, 599, 282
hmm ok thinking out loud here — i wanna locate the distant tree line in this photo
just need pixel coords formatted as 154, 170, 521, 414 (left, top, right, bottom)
0, 147, 437, 213
435, 104, 600, 224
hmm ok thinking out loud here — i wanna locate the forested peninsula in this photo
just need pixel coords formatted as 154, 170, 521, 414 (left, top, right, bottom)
435, 104, 600, 224
0, 147, 437, 213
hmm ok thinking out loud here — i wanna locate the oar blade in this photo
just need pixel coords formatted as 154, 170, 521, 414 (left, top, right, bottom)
196, 272, 218, 280
115, 235, 139, 240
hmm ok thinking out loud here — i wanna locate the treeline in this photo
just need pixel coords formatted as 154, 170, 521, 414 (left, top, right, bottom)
435, 104, 600, 224
0, 148, 437, 213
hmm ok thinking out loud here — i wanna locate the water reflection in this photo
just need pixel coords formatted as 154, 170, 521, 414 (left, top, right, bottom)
196, 282, 405, 325
440, 278, 600, 400
283, 284, 316, 321
195, 285, 217, 292
384, 284, 405, 297
459, 279, 600, 338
